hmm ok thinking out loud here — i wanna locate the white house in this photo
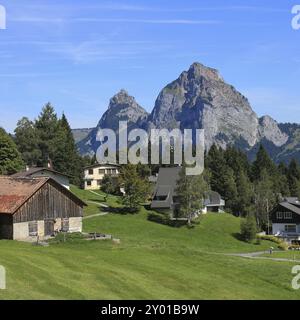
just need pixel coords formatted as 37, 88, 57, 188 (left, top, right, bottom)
83, 164, 120, 190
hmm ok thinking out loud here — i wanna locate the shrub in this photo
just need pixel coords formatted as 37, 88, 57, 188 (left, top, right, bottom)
147, 211, 186, 228
257, 234, 288, 251
240, 215, 257, 242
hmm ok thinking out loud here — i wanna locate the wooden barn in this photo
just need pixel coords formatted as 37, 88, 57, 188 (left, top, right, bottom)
0, 176, 86, 240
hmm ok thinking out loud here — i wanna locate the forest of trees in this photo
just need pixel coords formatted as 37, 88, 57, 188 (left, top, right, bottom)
1, 102, 300, 231
205, 144, 300, 230
0, 103, 91, 185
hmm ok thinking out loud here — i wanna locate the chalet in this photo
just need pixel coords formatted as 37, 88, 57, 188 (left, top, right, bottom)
84, 164, 120, 190
202, 191, 225, 213
269, 197, 300, 244
0, 176, 86, 241
11, 167, 71, 189
151, 167, 225, 217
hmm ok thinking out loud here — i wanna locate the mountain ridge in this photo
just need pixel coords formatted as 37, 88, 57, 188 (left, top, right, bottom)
73, 62, 300, 163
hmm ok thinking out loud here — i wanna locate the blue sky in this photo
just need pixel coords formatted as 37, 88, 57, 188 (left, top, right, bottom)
0, 0, 299, 132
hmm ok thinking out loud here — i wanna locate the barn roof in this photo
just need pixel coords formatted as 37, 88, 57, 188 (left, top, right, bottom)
0, 176, 86, 215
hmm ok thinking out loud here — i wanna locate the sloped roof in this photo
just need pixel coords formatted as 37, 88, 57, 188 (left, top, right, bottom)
279, 202, 300, 215
11, 167, 72, 178
84, 163, 120, 170
0, 176, 86, 214
151, 167, 181, 209
204, 191, 225, 206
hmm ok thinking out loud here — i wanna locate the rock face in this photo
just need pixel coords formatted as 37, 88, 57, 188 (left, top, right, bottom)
148, 62, 259, 149
77, 90, 149, 155
258, 115, 288, 147
98, 89, 148, 131
74, 62, 299, 163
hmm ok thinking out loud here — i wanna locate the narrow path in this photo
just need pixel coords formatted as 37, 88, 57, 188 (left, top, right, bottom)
87, 200, 108, 208
83, 212, 109, 220
225, 251, 300, 263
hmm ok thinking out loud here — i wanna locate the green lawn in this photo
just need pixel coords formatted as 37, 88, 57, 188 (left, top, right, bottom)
70, 186, 121, 216
262, 251, 300, 260
0, 187, 300, 300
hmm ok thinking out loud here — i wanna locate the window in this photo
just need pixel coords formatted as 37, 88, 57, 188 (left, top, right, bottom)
97, 180, 102, 186
285, 225, 296, 233
276, 212, 283, 219
61, 218, 69, 232
88, 169, 93, 175
284, 212, 293, 219
99, 169, 105, 174
87, 181, 92, 186
28, 221, 38, 236
153, 195, 168, 201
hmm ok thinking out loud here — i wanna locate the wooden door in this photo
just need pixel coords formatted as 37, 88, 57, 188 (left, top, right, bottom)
44, 220, 54, 237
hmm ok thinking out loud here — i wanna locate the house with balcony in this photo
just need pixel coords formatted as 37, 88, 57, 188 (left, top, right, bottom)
83, 164, 120, 190
269, 197, 300, 244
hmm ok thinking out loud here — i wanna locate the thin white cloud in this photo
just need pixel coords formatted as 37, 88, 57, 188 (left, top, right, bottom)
11, 17, 221, 25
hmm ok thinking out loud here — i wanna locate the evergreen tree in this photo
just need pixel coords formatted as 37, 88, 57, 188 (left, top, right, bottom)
0, 128, 24, 174
240, 215, 257, 242
219, 166, 238, 212
251, 144, 276, 180
14, 117, 40, 166
35, 103, 59, 166
235, 170, 254, 217
51, 113, 83, 185
287, 159, 300, 197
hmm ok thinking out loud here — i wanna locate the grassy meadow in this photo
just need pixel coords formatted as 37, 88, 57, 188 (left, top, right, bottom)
0, 186, 299, 300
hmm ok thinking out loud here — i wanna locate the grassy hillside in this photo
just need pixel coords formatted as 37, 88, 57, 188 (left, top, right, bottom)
0, 187, 299, 300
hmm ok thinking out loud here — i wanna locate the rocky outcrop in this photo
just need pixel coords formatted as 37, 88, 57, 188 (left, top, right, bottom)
76, 90, 149, 155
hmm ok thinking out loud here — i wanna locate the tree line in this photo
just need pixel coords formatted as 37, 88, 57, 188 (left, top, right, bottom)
0, 103, 90, 185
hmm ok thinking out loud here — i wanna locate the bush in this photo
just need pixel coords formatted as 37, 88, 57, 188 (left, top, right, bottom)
240, 215, 257, 242
257, 234, 288, 251
147, 211, 186, 228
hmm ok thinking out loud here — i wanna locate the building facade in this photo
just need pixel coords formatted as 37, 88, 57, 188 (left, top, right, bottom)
0, 177, 85, 241
83, 164, 120, 190
269, 198, 300, 244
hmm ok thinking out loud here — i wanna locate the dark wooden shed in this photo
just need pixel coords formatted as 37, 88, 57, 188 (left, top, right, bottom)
0, 176, 86, 240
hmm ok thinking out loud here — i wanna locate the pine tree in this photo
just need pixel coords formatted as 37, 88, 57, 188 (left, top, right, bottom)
14, 117, 41, 166
287, 159, 300, 197
240, 215, 257, 242
51, 113, 83, 185
35, 103, 59, 166
251, 144, 276, 181
0, 128, 24, 174
235, 170, 254, 217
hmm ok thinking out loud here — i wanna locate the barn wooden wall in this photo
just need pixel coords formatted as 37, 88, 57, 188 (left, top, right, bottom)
0, 215, 13, 239
13, 181, 83, 224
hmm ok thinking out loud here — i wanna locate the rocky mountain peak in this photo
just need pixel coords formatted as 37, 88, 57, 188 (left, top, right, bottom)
108, 89, 135, 108
258, 115, 288, 147
187, 62, 223, 82
97, 89, 148, 131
